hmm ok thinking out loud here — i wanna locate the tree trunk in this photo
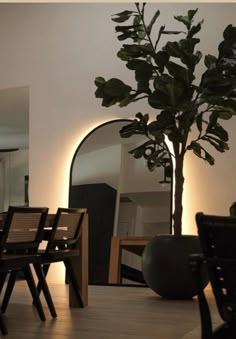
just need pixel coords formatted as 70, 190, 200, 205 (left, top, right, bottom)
173, 155, 184, 235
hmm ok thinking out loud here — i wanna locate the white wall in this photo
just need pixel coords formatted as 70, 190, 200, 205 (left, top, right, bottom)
72, 144, 121, 189
0, 3, 235, 282
72, 141, 169, 192
120, 143, 168, 193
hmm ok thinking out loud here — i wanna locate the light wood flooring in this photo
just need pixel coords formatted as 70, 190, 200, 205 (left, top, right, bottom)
0, 282, 220, 339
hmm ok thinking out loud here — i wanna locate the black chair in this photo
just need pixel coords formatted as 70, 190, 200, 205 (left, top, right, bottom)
0, 206, 49, 335
34, 207, 86, 313
190, 212, 236, 339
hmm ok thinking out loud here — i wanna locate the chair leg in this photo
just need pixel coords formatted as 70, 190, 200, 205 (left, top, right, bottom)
0, 310, 8, 335
1, 271, 17, 314
190, 255, 212, 339
0, 272, 8, 295
24, 265, 46, 322
64, 259, 84, 307
33, 264, 57, 318
36, 264, 50, 296
213, 323, 236, 338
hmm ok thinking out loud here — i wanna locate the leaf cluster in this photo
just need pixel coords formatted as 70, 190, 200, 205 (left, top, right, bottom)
95, 3, 236, 168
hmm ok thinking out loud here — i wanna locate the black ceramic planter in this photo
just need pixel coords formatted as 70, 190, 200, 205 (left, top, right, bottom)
142, 234, 208, 299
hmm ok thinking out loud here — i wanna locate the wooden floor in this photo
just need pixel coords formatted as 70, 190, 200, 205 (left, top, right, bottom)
0, 282, 220, 338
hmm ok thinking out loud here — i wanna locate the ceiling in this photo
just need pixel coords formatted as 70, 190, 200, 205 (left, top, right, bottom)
0, 86, 29, 151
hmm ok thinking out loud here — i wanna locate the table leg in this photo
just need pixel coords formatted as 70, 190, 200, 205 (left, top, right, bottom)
69, 213, 88, 307
108, 237, 122, 284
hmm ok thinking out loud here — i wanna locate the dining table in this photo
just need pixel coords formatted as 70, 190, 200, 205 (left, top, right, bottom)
108, 236, 152, 284
0, 210, 89, 308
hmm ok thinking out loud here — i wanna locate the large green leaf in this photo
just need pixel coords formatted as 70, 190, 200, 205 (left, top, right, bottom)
94, 77, 106, 88
126, 59, 143, 70
133, 15, 146, 41
187, 20, 203, 39
174, 9, 198, 30
163, 41, 181, 58
147, 10, 160, 35
119, 93, 139, 107
154, 74, 186, 106
103, 78, 132, 98
166, 61, 195, 85
117, 49, 130, 61
207, 123, 229, 142
101, 96, 118, 107
119, 113, 149, 138
204, 151, 215, 165
187, 141, 201, 156
202, 135, 229, 152
148, 90, 172, 110
211, 109, 233, 120
117, 44, 148, 59
117, 32, 138, 41
163, 38, 201, 70
182, 50, 202, 70
135, 61, 154, 82
155, 25, 166, 49
94, 77, 133, 107
136, 112, 149, 123
136, 80, 151, 95
204, 54, 217, 69
154, 51, 169, 73
111, 10, 135, 23
179, 38, 200, 53
149, 110, 174, 133
188, 9, 198, 20
95, 86, 105, 99
114, 24, 142, 42
202, 78, 234, 96
201, 97, 236, 112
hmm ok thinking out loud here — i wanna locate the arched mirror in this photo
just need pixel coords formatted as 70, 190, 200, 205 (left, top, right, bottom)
69, 119, 172, 285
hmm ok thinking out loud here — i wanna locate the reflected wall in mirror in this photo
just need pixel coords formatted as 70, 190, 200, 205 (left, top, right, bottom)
69, 119, 172, 285
0, 86, 29, 212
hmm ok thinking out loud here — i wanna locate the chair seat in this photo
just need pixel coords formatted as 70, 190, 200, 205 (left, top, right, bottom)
40, 249, 81, 263
0, 254, 40, 270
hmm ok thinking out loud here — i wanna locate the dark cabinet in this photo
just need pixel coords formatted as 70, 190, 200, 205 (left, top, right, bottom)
69, 183, 116, 284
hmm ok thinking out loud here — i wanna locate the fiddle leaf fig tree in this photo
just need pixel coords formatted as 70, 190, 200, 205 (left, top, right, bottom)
94, 3, 236, 235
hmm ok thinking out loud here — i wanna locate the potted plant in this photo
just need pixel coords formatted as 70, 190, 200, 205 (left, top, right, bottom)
94, 3, 236, 298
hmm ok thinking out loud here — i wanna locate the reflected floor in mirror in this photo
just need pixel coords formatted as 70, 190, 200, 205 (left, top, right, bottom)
1, 282, 220, 338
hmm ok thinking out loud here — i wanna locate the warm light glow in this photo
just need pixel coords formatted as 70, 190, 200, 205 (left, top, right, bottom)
46, 263, 66, 284
61, 118, 119, 210
182, 153, 206, 236
164, 139, 175, 234
48, 118, 118, 284
70, 118, 121, 163
165, 139, 198, 235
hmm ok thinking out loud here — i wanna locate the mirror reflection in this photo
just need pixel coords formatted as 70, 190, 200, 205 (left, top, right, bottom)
69, 119, 172, 285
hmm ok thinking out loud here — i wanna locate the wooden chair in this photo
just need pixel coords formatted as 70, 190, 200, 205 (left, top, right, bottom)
190, 212, 236, 339
0, 206, 49, 335
34, 207, 86, 312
